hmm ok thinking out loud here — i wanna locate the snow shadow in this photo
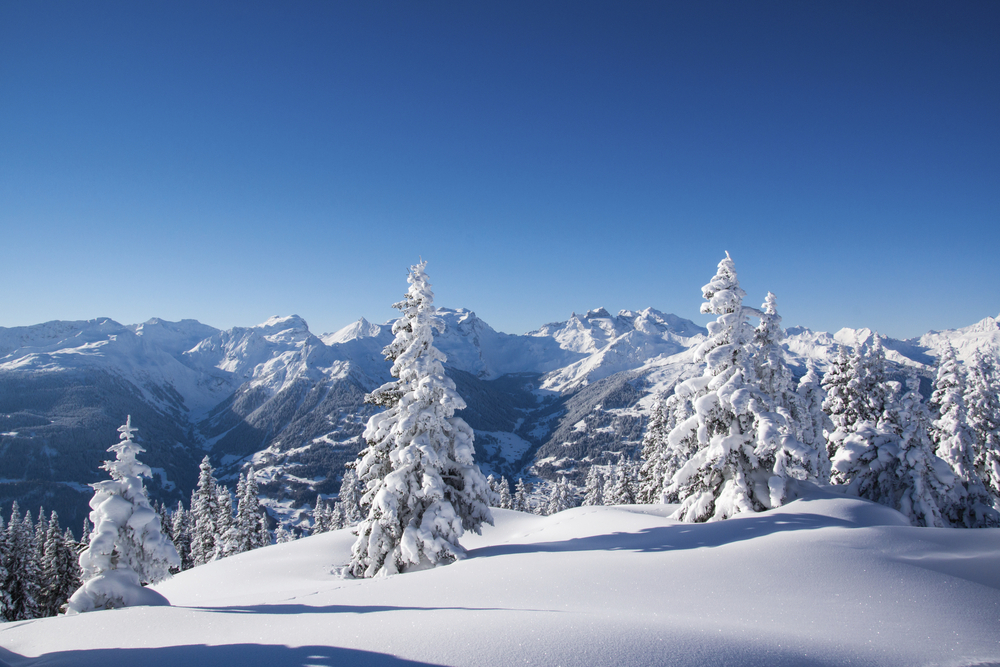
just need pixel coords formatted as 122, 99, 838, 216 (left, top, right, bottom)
0, 643, 446, 667
179, 603, 513, 615
469, 512, 855, 559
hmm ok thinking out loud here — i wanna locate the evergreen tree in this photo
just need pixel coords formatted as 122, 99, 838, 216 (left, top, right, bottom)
39, 511, 82, 616
497, 476, 513, 510
965, 351, 1000, 503
274, 525, 297, 544
171, 501, 194, 571
3, 503, 41, 621
335, 467, 364, 526
486, 475, 502, 508
513, 478, 531, 513
796, 361, 833, 481
583, 466, 606, 506
0, 515, 10, 620
213, 485, 235, 560
664, 253, 818, 522
67, 416, 180, 613
606, 464, 637, 505
930, 345, 997, 527
313, 495, 332, 534
190, 456, 220, 566
236, 468, 270, 550
637, 396, 671, 504
349, 261, 493, 578
545, 476, 573, 515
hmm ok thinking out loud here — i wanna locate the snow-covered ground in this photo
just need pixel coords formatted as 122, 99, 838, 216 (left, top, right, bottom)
2, 486, 998, 666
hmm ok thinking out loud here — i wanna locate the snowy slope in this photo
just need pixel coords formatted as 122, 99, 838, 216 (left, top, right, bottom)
2, 488, 999, 666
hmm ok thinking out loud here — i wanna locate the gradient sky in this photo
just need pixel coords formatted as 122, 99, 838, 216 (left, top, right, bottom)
2, 2, 997, 339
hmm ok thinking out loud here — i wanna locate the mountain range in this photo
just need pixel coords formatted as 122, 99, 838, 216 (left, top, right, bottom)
2, 306, 998, 532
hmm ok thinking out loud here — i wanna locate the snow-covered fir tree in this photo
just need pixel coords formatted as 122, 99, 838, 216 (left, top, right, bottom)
663, 253, 818, 522
349, 261, 493, 577
213, 485, 236, 560
637, 395, 671, 504
335, 467, 364, 526
513, 478, 531, 513
2, 502, 41, 621
67, 416, 180, 613
796, 361, 832, 481
582, 465, 606, 506
965, 350, 1000, 503
274, 525, 297, 543
644, 383, 699, 504
545, 476, 574, 515
831, 371, 959, 527
497, 476, 513, 510
190, 456, 221, 566
825, 337, 891, 484
233, 469, 270, 552
929, 345, 997, 527
606, 464, 637, 505
313, 496, 333, 534
486, 475, 503, 508
39, 512, 82, 616
171, 501, 194, 571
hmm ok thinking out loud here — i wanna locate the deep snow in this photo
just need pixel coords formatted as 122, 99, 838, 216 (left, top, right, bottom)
1, 485, 998, 667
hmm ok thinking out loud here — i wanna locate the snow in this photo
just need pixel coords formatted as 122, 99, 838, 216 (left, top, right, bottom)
3, 487, 998, 666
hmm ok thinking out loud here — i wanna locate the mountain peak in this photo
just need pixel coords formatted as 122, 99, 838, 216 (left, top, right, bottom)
323, 317, 384, 345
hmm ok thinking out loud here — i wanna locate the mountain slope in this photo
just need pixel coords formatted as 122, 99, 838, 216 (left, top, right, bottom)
1, 309, 997, 530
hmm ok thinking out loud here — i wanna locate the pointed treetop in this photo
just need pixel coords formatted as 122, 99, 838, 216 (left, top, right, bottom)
118, 415, 137, 442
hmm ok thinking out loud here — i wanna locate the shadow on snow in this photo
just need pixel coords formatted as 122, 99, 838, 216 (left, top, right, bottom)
0, 643, 446, 667
468, 512, 855, 559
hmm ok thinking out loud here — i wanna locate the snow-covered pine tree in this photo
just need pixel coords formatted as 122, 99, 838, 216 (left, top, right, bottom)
190, 456, 220, 566
335, 467, 364, 526
753, 292, 793, 408
0, 515, 10, 620
965, 350, 1000, 503
67, 416, 180, 613
213, 485, 236, 560
825, 337, 890, 484
822, 345, 856, 462
796, 361, 833, 481
831, 370, 959, 527
929, 345, 997, 527
664, 253, 817, 522
513, 478, 530, 513
237, 468, 270, 550
349, 261, 493, 577
313, 495, 331, 534
498, 476, 513, 510
3, 503, 41, 621
637, 396, 671, 504
486, 475, 502, 508
582, 465, 606, 506
606, 464, 637, 505
545, 476, 573, 515
171, 501, 193, 571
39, 511, 82, 616
274, 525, 297, 543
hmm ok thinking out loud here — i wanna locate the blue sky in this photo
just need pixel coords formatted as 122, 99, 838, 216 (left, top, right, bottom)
2, 2, 997, 339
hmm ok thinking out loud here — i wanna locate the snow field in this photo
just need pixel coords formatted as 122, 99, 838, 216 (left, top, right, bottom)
2, 488, 999, 666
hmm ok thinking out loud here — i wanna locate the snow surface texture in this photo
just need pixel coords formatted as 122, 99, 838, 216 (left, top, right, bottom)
2, 487, 999, 667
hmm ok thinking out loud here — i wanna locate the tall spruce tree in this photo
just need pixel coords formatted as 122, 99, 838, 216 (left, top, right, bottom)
39, 511, 82, 616
67, 416, 180, 613
664, 253, 817, 522
965, 351, 1000, 503
349, 261, 493, 577
190, 456, 220, 566
582, 466, 606, 506
3, 503, 41, 621
930, 345, 997, 527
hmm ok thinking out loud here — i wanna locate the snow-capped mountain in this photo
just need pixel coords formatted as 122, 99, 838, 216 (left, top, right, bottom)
1, 307, 997, 532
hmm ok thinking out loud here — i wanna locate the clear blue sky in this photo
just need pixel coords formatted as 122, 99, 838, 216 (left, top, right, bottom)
2, 2, 997, 339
